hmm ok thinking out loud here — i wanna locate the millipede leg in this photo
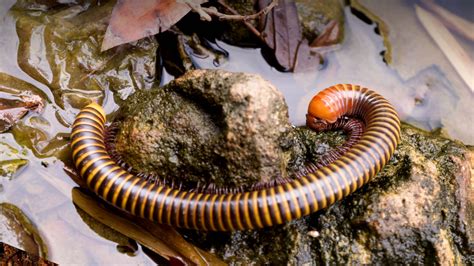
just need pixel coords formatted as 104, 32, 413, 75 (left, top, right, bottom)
296, 117, 365, 176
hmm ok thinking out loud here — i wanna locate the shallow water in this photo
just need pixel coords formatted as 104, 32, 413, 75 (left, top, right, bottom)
0, 1, 472, 264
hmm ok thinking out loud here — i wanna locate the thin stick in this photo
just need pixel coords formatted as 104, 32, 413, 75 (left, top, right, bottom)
421, 0, 474, 42
206, 0, 278, 21
416, 5, 474, 92
185, 0, 278, 28
215, 0, 266, 39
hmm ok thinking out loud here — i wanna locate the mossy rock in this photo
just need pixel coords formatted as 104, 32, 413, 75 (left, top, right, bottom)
184, 124, 473, 264
115, 70, 295, 187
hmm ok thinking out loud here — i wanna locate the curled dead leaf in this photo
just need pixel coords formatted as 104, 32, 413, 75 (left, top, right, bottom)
310, 20, 341, 48
102, 0, 207, 51
0, 94, 43, 133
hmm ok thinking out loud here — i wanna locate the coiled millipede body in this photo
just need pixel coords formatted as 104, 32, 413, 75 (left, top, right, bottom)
70, 84, 400, 231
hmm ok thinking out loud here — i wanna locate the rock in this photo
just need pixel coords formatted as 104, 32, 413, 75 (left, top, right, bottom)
295, 0, 345, 47
0, 242, 55, 266
112, 68, 471, 263
0, 95, 43, 133
0, 203, 49, 259
183, 124, 473, 264
115, 70, 294, 187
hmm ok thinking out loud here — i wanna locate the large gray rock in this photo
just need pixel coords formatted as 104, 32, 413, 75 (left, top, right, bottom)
115, 70, 294, 187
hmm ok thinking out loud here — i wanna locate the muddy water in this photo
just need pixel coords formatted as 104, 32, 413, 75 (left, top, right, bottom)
0, 1, 472, 264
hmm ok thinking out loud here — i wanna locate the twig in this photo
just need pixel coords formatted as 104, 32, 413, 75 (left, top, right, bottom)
420, 0, 474, 42
184, 0, 212, 21
416, 5, 474, 92
206, 0, 278, 21
186, 0, 278, 23
215, 0, 266, 39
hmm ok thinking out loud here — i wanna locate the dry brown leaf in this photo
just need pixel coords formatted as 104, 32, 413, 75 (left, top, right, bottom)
259, 0, 319, 72
71, 188, 225, 265
293, 39, 320, 72
101, 0, 206, 51
0, 95, 43, 133
310, 20, 341, 48
269, 0, 301, 70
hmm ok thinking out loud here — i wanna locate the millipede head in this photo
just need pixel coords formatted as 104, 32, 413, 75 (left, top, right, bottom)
307, 93, 339, 125
306, 114, 329, 132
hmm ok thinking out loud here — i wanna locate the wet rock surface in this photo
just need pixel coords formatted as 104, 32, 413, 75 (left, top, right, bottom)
184, 124, 473, 264
115, 70, 294, 187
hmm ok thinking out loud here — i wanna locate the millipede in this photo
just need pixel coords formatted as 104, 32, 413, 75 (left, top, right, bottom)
70, 84, 401, 231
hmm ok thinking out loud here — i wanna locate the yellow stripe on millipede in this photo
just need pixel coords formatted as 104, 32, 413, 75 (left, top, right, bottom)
87, 161, 114, 184
102, 170, 127, 199
80, 155, 109, 177
130, 181, 148, 215
70, 127, 102, 139
148, 185, 163, 221
75, 149, 107, 169
260, 190, 272, 227
199, 194, 211, 230
182, 192, 194, 229
75, 113, 104, 125
112, 174, 135, 205
92, 165, 120, 191
299, 176, 318, 212
71, 135, 103, 147
292, 179, 310, 216
157, 188, 172, 223
242, 192, 252, 229
216, 195, 226, 230
72, 120, 104, 133
119, 176, 141, 209
233, 193, 244, 230
166, 190, 180, 226
269, 188, 282, 225
72, 142, 106, 158
251, 192, 263, 228
191, 193, 203, 229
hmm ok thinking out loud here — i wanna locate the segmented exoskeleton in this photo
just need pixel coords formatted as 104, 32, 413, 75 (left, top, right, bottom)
70, 84, 401, 231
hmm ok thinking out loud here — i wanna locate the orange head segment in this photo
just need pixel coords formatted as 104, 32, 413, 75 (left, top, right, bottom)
307, 94, 339, 124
